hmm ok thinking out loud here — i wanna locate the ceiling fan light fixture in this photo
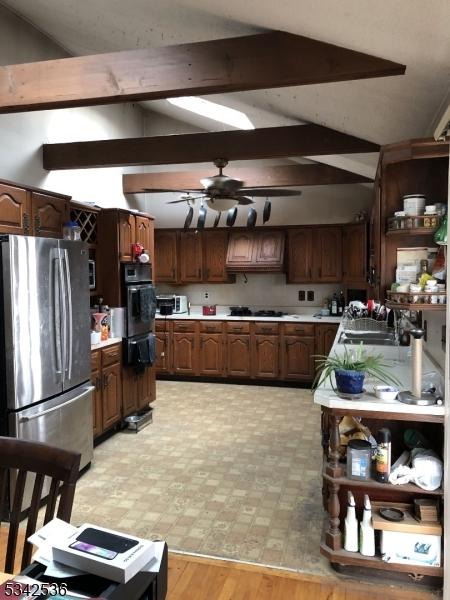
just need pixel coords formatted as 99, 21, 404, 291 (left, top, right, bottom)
167, 96, 255, 130
205, 196, 239, 212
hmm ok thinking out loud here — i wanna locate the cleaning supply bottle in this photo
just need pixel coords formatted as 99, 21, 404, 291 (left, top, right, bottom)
375, 427, 391, 483
359, 494, 375, 556
344, 491, 358, 552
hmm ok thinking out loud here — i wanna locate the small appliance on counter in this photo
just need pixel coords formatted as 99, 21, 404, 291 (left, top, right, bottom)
202, 305, 217, 316
229, 306, 252, 316
156, 294, 188, 314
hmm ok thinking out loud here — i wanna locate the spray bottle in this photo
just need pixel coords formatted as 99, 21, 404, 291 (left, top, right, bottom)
344, 491, 358, 552
359, 494, 375, 556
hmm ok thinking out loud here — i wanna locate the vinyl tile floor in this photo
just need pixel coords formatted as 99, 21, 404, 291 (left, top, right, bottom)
72, 380, 331, 576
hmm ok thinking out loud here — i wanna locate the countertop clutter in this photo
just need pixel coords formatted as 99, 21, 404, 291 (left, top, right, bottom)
91, 337, 122, 351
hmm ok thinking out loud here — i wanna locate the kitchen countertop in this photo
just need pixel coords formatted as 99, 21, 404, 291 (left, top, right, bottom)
314, 324, 445, 417
155, 312, 342, 324
91, 337, 122, 350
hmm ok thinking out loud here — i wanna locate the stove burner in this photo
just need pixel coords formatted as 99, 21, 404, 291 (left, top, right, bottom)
253, 310, 285, 318
228, 307, 286, 317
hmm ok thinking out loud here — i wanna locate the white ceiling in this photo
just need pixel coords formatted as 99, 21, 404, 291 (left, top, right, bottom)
1, 0, 449, 224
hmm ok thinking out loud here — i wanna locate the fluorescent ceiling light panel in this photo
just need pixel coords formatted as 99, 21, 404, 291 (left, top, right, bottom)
167, 96, 254, 130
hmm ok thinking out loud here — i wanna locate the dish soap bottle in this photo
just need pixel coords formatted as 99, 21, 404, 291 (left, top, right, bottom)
344, 491, 358, 552
359, 494, 375, 556
331, 293, 339, 316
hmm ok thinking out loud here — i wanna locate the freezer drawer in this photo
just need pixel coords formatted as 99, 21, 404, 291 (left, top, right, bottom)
10, 384, 94, 470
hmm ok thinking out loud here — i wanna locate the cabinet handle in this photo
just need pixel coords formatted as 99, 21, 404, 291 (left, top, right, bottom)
95, 376, 102, 391
103, 373, 108, 388
34, 215, 41, 235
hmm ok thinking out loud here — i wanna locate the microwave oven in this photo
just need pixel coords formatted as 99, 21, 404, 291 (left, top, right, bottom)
156, 295, 188, 314
88, 260, 96, 290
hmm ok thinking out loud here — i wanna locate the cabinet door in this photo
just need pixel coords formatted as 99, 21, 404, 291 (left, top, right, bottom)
0, 183, 30, 235
91, 370, 103, 438
287, 228, 313, 282
136, 216, 153, 254
122, 366, 138, 417
119, 213, 136, 262
227, 335, 251, 377
102, 363, 122, 430
252, 335, 279, 379
315, 227, 342, 282
226, 232, 254, 266
179, 231, 203, 282
136, 368, 155, 410
254, 231, 285, 266
281, 336, 315, 380
154, 231, 178, 282
155, 332, 171, 372
342, 223, 367, 284
315, 324, 339, 358
199, 333, 224, 376
172, 332, 198, 375
203, 230, 232, 282
31, 192, 69, 238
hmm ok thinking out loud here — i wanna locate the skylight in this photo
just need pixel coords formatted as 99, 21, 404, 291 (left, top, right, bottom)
167, 96, 254, 130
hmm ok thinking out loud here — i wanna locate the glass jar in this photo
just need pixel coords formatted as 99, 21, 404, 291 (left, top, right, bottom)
63, 220, 81, 240
346, 439, 372, 480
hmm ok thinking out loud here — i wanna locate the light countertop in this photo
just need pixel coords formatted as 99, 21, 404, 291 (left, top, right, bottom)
313, 324, 445, 417
91, 337, 122, 351
155, 311, 342, 324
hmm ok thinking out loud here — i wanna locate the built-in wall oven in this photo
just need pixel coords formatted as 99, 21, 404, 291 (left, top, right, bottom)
122, 263, 156, 367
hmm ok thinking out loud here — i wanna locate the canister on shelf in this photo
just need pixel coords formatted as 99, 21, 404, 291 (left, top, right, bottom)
375, 427, 391, 483
346, 439, 372, 481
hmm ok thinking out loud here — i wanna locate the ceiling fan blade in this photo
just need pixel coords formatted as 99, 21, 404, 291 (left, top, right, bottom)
242, 188, 302, 197
213, 212, 221, 228
247, 208, 257, 228
197, 206, 207, 229
226, 207, 238, 227
144, 188, 200, 193
236, 196, 255, 205
166, 198, 192, 204
263, 200, 272, 224
184, 206, 194, 230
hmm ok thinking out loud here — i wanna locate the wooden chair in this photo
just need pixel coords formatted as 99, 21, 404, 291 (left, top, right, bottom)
0, 436, 81, 573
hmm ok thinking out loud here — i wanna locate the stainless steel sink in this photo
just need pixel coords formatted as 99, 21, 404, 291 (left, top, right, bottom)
338, 331, 396, 346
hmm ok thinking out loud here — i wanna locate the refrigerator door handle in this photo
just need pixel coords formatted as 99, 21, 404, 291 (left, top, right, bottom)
62, 249, 73, 380
52, 255, 63, 378
18, 386, 94, 422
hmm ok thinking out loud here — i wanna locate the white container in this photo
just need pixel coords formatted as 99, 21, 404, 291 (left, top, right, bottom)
403, 194, 426, 216
380, 530, 441, 567
374, 386, 399, 401
90, 331, 101, 345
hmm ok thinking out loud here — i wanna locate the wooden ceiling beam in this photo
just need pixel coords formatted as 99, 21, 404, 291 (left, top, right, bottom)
43, 124, 379, 170
0, 30, 405, 114
123, 163, 373, 194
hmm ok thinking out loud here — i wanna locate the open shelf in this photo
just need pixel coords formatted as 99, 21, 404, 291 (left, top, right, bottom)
320, 540, 443, 577
322, 471, 444, 497
385, 227, 438, 237
385, 301, 446, 311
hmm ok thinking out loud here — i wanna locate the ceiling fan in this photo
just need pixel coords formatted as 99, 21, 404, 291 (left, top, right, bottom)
163, 158, 301, 228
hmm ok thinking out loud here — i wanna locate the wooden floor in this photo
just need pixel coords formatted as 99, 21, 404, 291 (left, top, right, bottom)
167, 553, 441, 600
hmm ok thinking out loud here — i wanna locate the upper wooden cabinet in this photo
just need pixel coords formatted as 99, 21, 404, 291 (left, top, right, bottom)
203, 230, 233, 282
0, 181, 70, 239
179, 231, 203, 282
226, 229, 285, 272
98, 209, 154, 306
342, 223, 368, 284
287, 226, 342, 283
154, 230, 178, 282
287, 228, 313, 282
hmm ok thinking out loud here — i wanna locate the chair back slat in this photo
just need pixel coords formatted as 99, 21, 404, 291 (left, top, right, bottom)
0, 437, 81, 573
22, 473, 45, 570
5, 470, 27, 573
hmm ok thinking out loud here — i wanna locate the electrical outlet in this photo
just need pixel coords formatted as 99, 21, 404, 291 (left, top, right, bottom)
203, 291, 209, 300
298, 290, 305, 301
307, 290, 314, 302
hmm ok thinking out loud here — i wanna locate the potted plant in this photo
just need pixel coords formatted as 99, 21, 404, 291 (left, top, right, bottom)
312, 344, 401, 396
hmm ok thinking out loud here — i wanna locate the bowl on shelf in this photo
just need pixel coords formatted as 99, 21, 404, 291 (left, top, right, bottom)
373, 385, 399, 401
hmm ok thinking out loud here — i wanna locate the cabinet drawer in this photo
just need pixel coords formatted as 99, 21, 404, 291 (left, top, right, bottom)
155, 319, 169, 332
226, 321, 250, 334
102, 343, 122, 367
199, 321, 223, 333
284, 323, 315, 336
253, 322, 279, 335
173, 320, 197, 333
91, 350, 101, 373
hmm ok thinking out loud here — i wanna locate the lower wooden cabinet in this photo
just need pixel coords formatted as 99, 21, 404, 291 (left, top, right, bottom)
91, 344, 122, 438
227, 334, 251, 377
122, 366, 156, 415
155, 319, 338, 383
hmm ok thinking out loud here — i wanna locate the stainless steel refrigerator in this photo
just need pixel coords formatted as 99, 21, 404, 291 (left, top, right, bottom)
0, 235, 94, 479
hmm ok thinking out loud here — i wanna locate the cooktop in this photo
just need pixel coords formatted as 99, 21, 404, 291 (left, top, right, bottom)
228, 307, 286, 317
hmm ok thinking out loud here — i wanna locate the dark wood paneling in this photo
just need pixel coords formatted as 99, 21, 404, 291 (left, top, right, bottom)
123, 163, 373, 194
44, 124, 379, 170
2, 31, 404, 114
